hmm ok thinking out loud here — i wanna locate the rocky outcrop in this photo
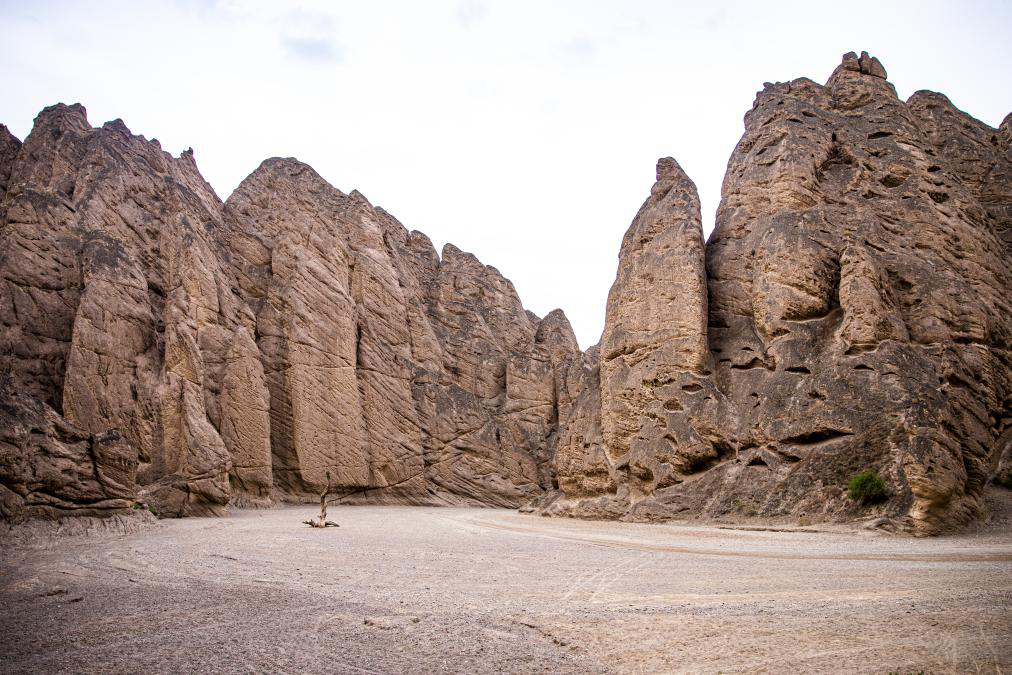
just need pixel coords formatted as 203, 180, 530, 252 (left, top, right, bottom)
0, 105, 246, 517
599, 157, 717, 502
0, 105, 581, 519
221, 159, 582, 505
0, 126, 19, 199
551, 52, 1012, 534
0, 380, 138, 520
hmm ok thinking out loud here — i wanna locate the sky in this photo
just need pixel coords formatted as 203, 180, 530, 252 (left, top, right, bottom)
1, 1, 1010, 349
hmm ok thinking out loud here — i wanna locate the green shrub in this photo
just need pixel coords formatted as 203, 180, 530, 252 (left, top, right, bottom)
847, 470, 888, 504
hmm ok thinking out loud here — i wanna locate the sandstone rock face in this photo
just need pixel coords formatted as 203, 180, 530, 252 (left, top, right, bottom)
219, 327, 272, 505
221, 160, 582, 505
552, 52, 1011, 534
0, 126, 19, 199
0, 381, 138, 521
0, 105, 580, 518
599, 157, 714, 500
0, 105, 248, 517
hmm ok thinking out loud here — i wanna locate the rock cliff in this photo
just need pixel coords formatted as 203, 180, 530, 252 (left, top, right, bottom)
2, 51, 1008, 533
0, 106, 581, 519
550, 52, 1012, 534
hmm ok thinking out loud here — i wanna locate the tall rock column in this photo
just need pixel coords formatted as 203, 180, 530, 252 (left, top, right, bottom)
342, 192, 428, 502
0, 104, 268, 518
599, 158, 716, 503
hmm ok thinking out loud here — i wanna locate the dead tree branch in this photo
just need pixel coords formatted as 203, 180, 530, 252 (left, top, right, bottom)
303, 471, 340, 528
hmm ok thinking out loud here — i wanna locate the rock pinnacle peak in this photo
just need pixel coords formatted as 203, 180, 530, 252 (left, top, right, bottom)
838, 50, 888, 79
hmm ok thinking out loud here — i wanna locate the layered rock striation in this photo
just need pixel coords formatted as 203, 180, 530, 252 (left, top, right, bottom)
0, 105, 581, 520
551, 52, 1012, 534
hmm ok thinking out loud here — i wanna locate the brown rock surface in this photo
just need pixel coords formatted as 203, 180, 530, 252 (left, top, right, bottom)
0, 107, 580, 518
599, 157, 716, 502
0, 125, 19, 199
0, 380, 137, 521
219, 327, 272, 504
0, 104, 248, 517
221, 160, 582, 506
552, 52, 1012, 534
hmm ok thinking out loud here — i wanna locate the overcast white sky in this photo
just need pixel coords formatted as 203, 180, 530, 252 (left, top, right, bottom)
2, 1, 1010, 348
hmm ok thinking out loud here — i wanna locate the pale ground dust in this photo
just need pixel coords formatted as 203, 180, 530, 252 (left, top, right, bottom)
2, 492, 1011, 674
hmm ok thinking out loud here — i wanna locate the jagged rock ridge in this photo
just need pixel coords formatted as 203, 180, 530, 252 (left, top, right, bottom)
550, 52, 1012, 534
0, 105, 582, 518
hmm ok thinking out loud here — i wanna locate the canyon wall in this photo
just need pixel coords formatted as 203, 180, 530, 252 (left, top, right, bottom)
2, 51, 1008, 533
550, 52, 1012, 534
0, 105, 581, 518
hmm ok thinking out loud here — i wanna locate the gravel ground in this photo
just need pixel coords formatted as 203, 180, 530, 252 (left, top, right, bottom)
2, 494, 1011, 674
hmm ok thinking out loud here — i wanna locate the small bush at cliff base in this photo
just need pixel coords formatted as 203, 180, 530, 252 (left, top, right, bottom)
847, 470, 888, 504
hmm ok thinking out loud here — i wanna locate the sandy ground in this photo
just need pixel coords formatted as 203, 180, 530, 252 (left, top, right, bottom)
2, 496, 1011, 674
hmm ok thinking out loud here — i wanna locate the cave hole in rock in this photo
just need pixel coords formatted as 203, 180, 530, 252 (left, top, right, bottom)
816, 144, 858, 184
731, 357, 769, 371
780, 429, 854, 446
945, 373, 972, 389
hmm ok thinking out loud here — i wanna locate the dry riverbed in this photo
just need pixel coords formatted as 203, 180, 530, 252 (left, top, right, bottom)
2, 495, 1011, 674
